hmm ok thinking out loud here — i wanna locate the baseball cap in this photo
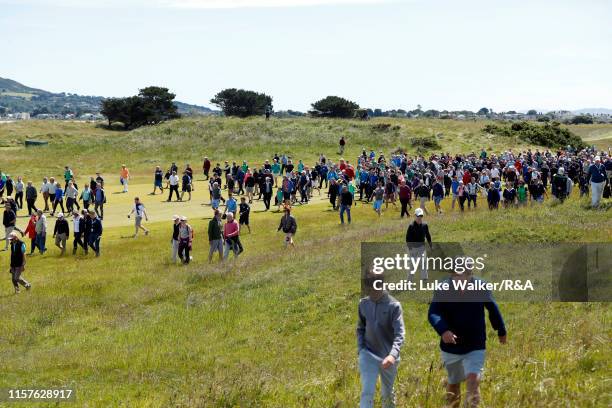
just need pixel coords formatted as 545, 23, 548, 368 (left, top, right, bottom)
415, 208, 424, 217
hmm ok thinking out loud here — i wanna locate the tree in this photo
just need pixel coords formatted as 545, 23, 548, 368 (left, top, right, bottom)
527, 109, 538, 115
569, 115, 593, 125
101, 97, 130, 128
100, 87, 180, 129
138, 86, 180, 124
210, 88, 272, 117
477, 107, 489, 115
310, 96, 359, 118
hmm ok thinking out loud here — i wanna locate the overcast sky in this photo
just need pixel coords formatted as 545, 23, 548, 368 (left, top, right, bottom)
2, 0, 610, 112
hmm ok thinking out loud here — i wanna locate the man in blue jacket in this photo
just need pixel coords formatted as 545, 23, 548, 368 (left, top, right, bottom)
428, 270, 507, 407
588, 156, 607, 208
87, 209, 103, 257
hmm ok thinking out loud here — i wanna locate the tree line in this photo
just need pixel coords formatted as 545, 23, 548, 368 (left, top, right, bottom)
100, 86, 603, 130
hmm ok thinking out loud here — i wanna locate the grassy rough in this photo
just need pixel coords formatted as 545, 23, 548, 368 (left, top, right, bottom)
0, 118, 610, 407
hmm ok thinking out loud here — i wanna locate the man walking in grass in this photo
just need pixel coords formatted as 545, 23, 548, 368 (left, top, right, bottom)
152, 166, 164, 195
167, 171, 180, 202
40, 177, 50, 212
93, 182, 106, 220
8, 232, 31, 294
170, 215, 180, 263
128, 197, 149, 237
339, 185, 353, 224
72, 211, 86, 255
277, 205, 297, 248
177, 216, 193, 264
34, 209, 47, 254
64, 166, 74, 190
588, 156, 607, 208
53, 212, 69, 255
406, 208, 432, 281
87, 209, 102, 257
428, 268, 507, 408
208, 209, 224, 263
180, 170, 192, 201
3, 202, 22, 251
25, 181, 38, 216
357, 270, 405, 408
120, 164, 130, 193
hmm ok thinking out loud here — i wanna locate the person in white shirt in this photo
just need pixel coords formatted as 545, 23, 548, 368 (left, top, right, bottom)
15, 176, 24, 210
65, 181, 79, 213
40, 177, 50, 211
490, 166, 500, 181
167, 171, 180, 202
127, 197, 149, 237
72, 211, 85, 255
34, 210, 47, 254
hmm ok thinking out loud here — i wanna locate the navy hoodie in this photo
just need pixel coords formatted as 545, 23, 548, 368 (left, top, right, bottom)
428, 277, 506, 354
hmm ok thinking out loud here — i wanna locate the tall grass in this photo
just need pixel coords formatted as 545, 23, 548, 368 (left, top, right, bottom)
0, 118, 610, 407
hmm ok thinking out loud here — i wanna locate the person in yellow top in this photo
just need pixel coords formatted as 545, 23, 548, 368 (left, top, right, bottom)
120, 165, 130, 193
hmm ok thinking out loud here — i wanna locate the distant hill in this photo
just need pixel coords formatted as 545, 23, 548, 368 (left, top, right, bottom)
0, 77, 50, 95
0, 77, 215, 117
572, 108, 612, 115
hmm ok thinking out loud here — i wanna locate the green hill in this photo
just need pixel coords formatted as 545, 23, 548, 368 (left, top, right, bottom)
0, 77, 50, 95
0, 77, 214, 116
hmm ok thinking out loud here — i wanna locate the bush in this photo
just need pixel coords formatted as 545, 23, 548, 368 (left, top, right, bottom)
568, 115, 594, 125
482, 121, 585, 149
409, 136, 442, 150
370, 123, 399, 132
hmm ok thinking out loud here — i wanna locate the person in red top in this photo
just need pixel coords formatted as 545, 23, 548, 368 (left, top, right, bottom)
339, 159, 347, 171
203, 157, 211, 180
398, 181, 412, 218
462, 170, 471, 186
344, 164, 355, 180
223, 213, 242, 259
23, 214, 38, 254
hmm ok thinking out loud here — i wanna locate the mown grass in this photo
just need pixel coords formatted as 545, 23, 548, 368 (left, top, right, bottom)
0, 118, 610, 407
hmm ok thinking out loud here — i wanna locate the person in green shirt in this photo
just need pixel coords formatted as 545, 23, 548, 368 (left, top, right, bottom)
64, 166, 74, 190
517, 181, 528, 206
271, 160, 281, 187
208, 210, 223, 263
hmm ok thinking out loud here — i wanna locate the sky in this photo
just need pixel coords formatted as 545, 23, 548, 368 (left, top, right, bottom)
1, 0, 611, 112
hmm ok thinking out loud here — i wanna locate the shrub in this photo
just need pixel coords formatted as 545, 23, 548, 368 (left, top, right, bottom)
568, 115, 594, 125
409, 136, 442, 150
371, 123, 399, 132
482, 121, 585, 149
